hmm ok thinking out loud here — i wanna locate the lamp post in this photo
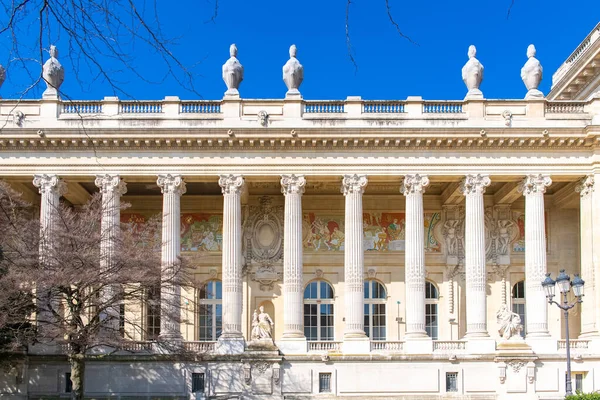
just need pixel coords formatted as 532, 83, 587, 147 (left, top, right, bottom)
541, 269, 585, 396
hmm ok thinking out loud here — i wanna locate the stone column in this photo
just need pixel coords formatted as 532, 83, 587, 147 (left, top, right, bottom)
460, 174, 491, 338
281, 174, 306, 340
218, 174, 245, 351
341, 174, 369, 349
401, 174, 429, 338
33, 174, 67, 330
156, 174, 186, 341
95, 175, 127, 334
519, 174, 551, 338
577, 176, 598, 337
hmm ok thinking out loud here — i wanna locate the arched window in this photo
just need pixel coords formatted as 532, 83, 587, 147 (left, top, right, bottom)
198, 280, 222, 341
425, 281, 439, 340
364, 280, 387, 340
512, 280, 526, 337
304, 280, 334, 341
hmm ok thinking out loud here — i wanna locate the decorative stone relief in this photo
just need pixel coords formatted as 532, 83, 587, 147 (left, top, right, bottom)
507, 360, 526, 373
252, 262, 282, 291
462, 45, 484, 100
521, 44, 544, 99
222, 44, 243, 96
442, 205, 465, 265
576, 175, 594, 198
518, 174, 552, 195
502, 110, 512, 127
33, 174, 67, 196
315, 269, 324, 279
245, 196, 284, 263
257, 110, 269, 127
283, 44, 303, 96
527, 362, 536, 383
42, 45, 64, 98
366, 268, 377, 279
273, 363, 280, 386
498, 362, 507, 384
13, 110, 24, 127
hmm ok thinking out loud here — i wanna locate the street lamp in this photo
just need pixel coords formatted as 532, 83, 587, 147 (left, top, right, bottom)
541, 270, 585, 396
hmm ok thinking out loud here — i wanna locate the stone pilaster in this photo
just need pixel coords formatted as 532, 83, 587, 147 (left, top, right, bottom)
341, 174, 369, 345
401, 174, 429, 338
519, 174, 551, 338
218, 174, 245, 348
577, 176, 598, 337
32, 174, 67, 330
156, 174, 186, 341
281, 174, 306, 339
460, 174, 491, 338
95, 175, 127, 334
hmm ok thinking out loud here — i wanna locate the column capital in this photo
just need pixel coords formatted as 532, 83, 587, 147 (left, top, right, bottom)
281, 174, 306, 195
95, 174, 127, 196
401, 174, 429, 195
218, 174, 244, 195
518, 174, 552, 196
341, 174, 368, 195
33, 174, 67, 196
576, 175, 594, 198
157, 174, 186, 196
460, 174, 491, 196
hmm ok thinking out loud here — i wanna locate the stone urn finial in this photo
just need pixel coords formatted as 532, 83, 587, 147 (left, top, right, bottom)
521, 44, 544, 99
461, 45, 484, 100
0, 63, 5, 99
222, 43, 244, 97
282, 44, 303, 97
42, 45, 64, 99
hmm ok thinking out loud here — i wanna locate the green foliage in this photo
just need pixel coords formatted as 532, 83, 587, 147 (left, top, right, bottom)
566, 392, 600, 399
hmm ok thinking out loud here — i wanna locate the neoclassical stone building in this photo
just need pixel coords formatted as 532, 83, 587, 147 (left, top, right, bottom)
1, 23, 600, 400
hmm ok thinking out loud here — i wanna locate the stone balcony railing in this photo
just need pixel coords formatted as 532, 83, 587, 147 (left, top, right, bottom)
552, 22, 600, 87
0, 96, 597, 135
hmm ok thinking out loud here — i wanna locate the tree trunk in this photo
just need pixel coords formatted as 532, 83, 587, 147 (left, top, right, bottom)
68, 353, 85, 400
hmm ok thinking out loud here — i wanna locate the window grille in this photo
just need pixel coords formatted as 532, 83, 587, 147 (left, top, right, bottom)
319, 373, 332, 393
446, 372, 458, 392
192, 373, 205, 393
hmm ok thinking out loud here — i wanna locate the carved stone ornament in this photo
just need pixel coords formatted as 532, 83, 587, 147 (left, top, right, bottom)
498, 362, 507, 384
273, 364, 281, 386
219, 174, 245, 195
462, 45, 484, 100
527, 362, 536, 383
245, 196, 284, 265
283, 44, 304, 96
13, 110, 24, 127
209, 268, 218, 279
258, 110, 269, 127
460, 174, 491, 196
33, 174, 67, 196
222, 44, 244, 96
252, 262, 282, 291
157, 174, 186, 195
95, 174, 127, 196
0, 63, 5, 98
507, 360, 526, 373
42, 45, 64, 98
315, 269, 324, 278
341, 174, 368, 195
502, 110, 512, 127
400, 174, 430, 195
281, 174, 306, 195
243, 362, 251, 385
518, 174, 552, 196
521, 44, 544, 99
366, 268, 377, 279
496, 304, 523, 340
576, 175, 594, 198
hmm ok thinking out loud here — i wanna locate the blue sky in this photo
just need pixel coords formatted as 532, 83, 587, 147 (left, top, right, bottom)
0, 0, 598, 101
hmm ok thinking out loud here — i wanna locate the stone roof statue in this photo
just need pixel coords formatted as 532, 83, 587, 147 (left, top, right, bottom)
222, 44, 244, 97
0, 62, 5, 99
283, 44, 303, 97
462, 45, 484, 100
42, 45, 64, 99
521, 44, 544, 99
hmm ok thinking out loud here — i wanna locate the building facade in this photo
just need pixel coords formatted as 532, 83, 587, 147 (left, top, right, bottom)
1, 23, 600, 400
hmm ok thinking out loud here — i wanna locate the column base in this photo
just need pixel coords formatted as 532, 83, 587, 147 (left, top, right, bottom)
404, 336, 433, 354
216, 335, 245, 355
277, 337, 307, 355
342, 336, 370, 354
465, 336, 496, 354
525, 337, 556, 354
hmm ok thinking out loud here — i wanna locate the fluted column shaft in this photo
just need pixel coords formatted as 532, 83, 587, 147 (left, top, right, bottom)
342, 174, 368, 338
219, 175, 245, 338
577, 176, 598, 336
461, 174, 491, 337
95, 174, 127, 333
157, 174, 186, 340
520, 174, 552, 337
402, 174, 429, 338
281, 175, 306, 338
33, 174, 67, 329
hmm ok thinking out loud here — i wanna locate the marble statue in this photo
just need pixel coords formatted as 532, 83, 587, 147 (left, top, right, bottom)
496, 220, 514, 256
462, 45, 484, 100
521, 44, 544, 99
443, 220, 459, 256
0, 63, 5, 98
222, 44, 244, 96
251, 306, 274, 340
496, 304, 523, 340
42, 45, 64, 98
283, 44, 303, 96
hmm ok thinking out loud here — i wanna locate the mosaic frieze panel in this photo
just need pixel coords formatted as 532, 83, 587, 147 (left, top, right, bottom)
181, 213, 223, 252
